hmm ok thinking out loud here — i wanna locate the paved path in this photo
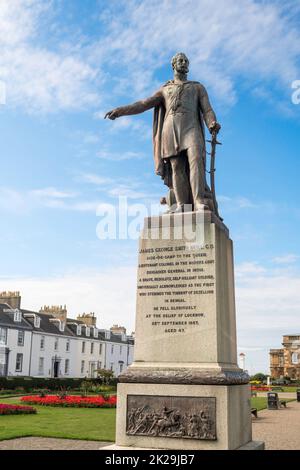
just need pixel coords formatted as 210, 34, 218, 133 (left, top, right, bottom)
252, 400, 300, 450
0, 437, 110, 450
256, 392, 295, 399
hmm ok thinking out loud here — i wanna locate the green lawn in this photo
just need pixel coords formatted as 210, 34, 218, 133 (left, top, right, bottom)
251, 397, 295, 411
0, 398, 116, 442
251, 397, 268, 411
278, 387, 299, 393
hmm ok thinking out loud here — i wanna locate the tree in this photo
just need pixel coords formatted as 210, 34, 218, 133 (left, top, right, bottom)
96, 368, 114, 385
250, 373, 268, 383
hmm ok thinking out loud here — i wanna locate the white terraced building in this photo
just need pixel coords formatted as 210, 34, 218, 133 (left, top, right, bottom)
0, 292, 134, 379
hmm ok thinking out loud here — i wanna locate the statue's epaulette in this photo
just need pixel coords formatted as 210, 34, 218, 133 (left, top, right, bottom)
163, 80, 174, 87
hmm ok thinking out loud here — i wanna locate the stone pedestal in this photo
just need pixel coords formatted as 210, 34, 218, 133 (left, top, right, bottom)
116, 211, 260, 450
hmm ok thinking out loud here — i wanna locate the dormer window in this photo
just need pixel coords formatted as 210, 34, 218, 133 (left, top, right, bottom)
14, 309, 22, 323
49, 318, 65, 332
85, 326, 90, 337
77, 325, 82, 335
93, 327, 98, 338
105, 330, 110, 340
34, 316, 41, 328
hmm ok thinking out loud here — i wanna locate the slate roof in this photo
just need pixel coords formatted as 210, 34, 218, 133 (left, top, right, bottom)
22, 310, 76, 337
0, 303, 32, 330
0, 304, 134, 344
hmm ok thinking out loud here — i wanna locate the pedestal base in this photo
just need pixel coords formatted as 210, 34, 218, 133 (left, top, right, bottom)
116, 383, 252, 450
101, 441, 265, 450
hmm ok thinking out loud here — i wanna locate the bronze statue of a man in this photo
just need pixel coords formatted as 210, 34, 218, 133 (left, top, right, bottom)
105, 53, 221, 212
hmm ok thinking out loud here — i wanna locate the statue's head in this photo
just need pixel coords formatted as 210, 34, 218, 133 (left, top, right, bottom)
171, 52, 189, 74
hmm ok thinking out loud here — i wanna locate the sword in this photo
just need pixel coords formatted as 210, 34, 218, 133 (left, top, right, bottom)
206, 130, 222, 219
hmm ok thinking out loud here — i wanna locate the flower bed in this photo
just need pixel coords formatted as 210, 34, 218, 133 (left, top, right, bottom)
0, 403, 37, 415
21, 394, 117, 408
251, 386, 271, 391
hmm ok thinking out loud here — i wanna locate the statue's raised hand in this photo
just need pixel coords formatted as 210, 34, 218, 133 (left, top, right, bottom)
104, 109, 119, 120
209, 121, 221, 134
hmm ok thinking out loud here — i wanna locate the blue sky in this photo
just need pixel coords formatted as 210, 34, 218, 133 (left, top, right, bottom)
1, 0, 300, 374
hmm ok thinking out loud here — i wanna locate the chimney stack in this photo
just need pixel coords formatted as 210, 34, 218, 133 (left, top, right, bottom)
39, 305, 67, 322
0, 291, 21, 309
76, 312, 97, 327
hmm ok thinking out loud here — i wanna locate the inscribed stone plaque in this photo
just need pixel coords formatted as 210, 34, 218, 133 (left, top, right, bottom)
126, 395, 216, 440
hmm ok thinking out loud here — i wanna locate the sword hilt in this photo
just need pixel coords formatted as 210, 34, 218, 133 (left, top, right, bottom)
206, 139, 222, 145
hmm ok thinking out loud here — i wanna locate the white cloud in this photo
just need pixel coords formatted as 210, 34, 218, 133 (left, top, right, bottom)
82, 133, 100, 144
107, 116, 152, 140
0, 186, 103, 213
237, 347, 265, 352
236, 262, 266, 277
218, 195, 258, 211
272, 254, 299, 264
0, 0, 99, 113
0, 188, 27, 213
0, 267, 137, 332
108, 185, 149, 200
1, 1, 300, 114
96, 150, 144, 161
30, 187, 77, 199
80, 173, 113, 186
236, 267, 300, 331
94, 0, 300, 105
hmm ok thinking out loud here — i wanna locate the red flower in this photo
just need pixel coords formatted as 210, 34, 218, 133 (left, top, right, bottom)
21, 395, 117, 408
0, 403, 37, 415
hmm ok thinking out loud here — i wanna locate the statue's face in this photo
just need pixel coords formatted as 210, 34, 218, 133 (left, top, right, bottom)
174, 54, 189, 74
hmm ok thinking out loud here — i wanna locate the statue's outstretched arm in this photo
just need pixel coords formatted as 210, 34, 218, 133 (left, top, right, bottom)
105, 91, 163, 120
198, 85, 221, 134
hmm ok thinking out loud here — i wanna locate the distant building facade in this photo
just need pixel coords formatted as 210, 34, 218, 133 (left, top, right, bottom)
0, 292, 134, 379
270, 335, 300, 380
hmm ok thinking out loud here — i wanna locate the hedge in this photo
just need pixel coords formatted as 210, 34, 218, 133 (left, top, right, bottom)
0, 376, 118, 391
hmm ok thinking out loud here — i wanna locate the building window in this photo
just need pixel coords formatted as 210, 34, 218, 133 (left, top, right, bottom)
99, 343, 102, 355
14, 310, 22, 322
279, 356, 283, 366
34, 316, 40, 328
38, 357, 44, 375
120, 363, 123, 373
81, 360, 85, 374
97, 361, 102, 370
17, 330, 24, 347
292, 352, 299, 365
66, 340, 70, 352
0, 327, 7, 346
65, 359, 70, 374
91, 342, 94, 354
120, 345, 122, 355
82, 341, 86, 353
40, 336, 45, 350
110, 363, 114, 371
15, 353, 23, 372
86, 327, 90, 337
54, 337, 59, 351
111, 345, 114, 354
77, 325, 82, 335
